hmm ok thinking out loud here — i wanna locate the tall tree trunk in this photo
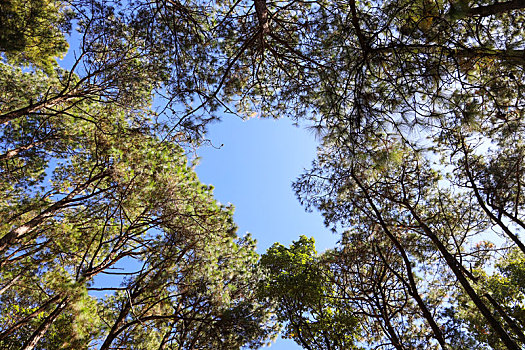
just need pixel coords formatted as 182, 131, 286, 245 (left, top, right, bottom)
100, 299, 132, 350
0, 141, 44, 161
484, 293, 525, 344
0, 295, 62, 341
406, 204, 521, 350
467, 0, 525, 17
353, 172, 449, 349
0, 92, 83, 125
0, 274, 21, 295
21, 297, 68, 350
460, 140, 525, 256
374, 283, 406, 350
0, 171, 110, 255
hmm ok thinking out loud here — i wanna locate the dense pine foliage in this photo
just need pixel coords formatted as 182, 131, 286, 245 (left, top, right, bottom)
1, 0, 525, 349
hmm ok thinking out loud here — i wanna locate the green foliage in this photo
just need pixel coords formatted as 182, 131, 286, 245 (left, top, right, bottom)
0, 111, 278, 347
259, 237, 360, 349
0, 0, 71, 71
0, 1, 280, 348
2, 0, 525, 348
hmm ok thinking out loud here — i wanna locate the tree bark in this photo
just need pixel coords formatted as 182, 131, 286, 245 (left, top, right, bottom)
406, 204, 521, 350
0, 141, 44, 161
0, 171, 110, 255
99, 299, 132, 350
0, 274, 21, 295
484, 293, 525, 344
254, 0, 270, 35
352, 171, 449, 350
0, 92, 83, 125
467, 0, 525, 17
21, 297, 68, 350
460, 140, 525, 256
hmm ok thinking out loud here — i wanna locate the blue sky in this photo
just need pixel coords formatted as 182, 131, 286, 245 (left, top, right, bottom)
196, 115, 337, 349
196, 115, 336, 253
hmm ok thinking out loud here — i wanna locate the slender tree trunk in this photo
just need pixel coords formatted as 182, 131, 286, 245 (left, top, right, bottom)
0, 92, 83, 125
349, 0, 369, 53
484, 293, 525, 344
254, 0, 269, 35
374, 285, 406, 350
352, 172, 449, 349
0, 171, 110, 255
460, 140, 525, 256
0, 295, 62, 341
100, 300, 132, 350
497, 207, 525, 235
21, 297, 68, 350
382, 318, 405, 350
375, 45, 525, 65
467, 0, 525, 17
0, 141, 44, 161
0, 274, 21, 295
406, 204, 521, 350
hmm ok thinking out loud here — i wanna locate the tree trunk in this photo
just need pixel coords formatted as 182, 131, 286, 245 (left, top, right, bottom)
0, 171, 110, 255
353, 172, 449, 349
0, 141, 44, 161
407, 204, 521, 350
21, 297, 68, 350
460, 141, 525, 256
100, 299, 132, 350
467, 0, 525, 17
484, 293, 525, 344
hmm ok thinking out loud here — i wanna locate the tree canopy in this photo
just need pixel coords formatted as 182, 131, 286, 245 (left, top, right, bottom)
0, 1, 279, 348
2, 0, 525, 349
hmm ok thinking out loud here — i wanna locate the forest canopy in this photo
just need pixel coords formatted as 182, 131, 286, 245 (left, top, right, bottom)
1, 0, 525, 349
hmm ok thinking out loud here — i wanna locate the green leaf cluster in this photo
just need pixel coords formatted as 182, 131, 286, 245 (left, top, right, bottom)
259, 236, 360, 349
